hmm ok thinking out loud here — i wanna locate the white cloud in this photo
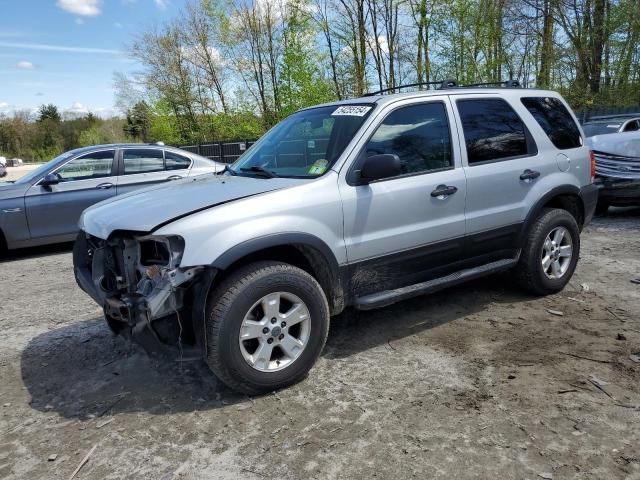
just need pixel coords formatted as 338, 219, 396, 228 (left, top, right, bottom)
0, 102, 9, 110
57, 0, 102, 16
75, 18, 85, 25
154, 0, 168, 9
69, 101, 89, 113
0, 41, 120, 55
17, 60, 34, 70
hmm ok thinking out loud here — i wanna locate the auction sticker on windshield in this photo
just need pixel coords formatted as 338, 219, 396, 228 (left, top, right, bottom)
332, 105, 372, 117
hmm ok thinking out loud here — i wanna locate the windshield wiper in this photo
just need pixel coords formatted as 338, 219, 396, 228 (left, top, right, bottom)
240, 166, 278, 178
221, 164, 237, 176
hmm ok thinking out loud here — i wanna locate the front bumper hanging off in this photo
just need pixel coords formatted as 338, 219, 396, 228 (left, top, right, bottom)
73, 231, 214, 356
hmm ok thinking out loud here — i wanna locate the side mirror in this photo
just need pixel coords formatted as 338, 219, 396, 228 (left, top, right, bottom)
359, 154, 401, 183
40, 173, 60, 187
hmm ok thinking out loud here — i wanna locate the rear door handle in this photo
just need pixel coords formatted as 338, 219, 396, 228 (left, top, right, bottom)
96, 182, 114, 190
167, 175, 182, 181
520, 169, 540, 181
430, 184, 458, 198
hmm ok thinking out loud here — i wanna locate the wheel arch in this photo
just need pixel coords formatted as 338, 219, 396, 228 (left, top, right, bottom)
520, 185, 585, 245
211, 233, 345, 315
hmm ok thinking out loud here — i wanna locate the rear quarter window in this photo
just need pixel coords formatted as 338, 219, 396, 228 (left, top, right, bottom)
521, 97, 582, 149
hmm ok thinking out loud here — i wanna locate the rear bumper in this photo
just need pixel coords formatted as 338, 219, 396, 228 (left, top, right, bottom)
595, 176, 640, 206
579, 183, 599, 226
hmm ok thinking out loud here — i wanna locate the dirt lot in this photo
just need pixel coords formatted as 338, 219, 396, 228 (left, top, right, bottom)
2, 164, 39, 182
1, 210, 639, 479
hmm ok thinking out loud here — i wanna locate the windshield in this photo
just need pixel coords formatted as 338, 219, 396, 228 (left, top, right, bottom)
230, 104, 375, 178
582, 122, 621, 137
14, 151, 77, 184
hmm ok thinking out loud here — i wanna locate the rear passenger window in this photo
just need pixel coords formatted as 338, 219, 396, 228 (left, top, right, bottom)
521, 97, 582, 149
123, 149, 164, 174
165, 151, 191, 170
364, 102, 452, 176
457, 98, 534, 165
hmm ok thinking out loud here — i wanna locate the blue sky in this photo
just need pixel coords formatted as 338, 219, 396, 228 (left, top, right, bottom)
0, 0, 183, 117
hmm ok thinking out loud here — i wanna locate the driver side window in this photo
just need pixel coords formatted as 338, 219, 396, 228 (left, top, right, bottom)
624, 120, 639, 132
365, 102, 453, 177
55, 150, 114, 182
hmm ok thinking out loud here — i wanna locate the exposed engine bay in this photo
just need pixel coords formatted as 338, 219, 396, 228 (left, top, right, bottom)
73, 231, 214, 357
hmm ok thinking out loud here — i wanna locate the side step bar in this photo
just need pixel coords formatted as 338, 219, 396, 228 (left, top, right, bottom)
354, 257, 518, 311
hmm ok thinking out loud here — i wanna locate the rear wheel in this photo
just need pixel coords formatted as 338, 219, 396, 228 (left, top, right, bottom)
205, 261, 329, 394
513, 208, 580, 295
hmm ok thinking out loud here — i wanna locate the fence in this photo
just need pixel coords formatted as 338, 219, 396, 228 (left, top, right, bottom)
577, 106, 640, 123
178, 140, 257, 164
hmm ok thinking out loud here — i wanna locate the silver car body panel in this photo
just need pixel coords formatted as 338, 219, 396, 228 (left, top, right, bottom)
80, 174, 309, 242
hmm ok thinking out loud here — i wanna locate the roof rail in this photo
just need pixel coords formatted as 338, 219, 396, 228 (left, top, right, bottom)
363, 79, 458, 97
458, 79, 521, 88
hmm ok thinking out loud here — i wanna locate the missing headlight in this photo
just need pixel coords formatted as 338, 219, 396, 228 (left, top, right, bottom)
139, 240, 171, 266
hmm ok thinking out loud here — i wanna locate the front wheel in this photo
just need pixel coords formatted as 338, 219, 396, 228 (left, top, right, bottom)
205, 261, 330, 394
513, 208, 580, 295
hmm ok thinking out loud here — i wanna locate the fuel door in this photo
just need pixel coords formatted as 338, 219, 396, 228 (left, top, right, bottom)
556, 153, 570, 172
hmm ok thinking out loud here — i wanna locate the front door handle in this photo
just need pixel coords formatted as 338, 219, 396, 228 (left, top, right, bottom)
96, 182, 114, 190
166, 175, 182, 181
430, 184, 458, 198
520, 169, 540, 181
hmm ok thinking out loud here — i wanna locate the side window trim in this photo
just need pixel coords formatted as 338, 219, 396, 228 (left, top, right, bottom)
455, 97, 538, 167
38, 149, 117, 185
346, 99, 455, 186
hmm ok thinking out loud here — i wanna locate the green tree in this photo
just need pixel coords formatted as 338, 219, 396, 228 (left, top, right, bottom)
124, 101, 151, 141
37, 104, 61, 123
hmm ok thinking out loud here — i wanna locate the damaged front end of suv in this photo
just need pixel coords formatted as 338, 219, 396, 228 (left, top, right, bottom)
73, 231, 215, 357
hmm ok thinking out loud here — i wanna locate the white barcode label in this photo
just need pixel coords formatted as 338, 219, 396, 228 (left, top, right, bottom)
332, 105, 372, 117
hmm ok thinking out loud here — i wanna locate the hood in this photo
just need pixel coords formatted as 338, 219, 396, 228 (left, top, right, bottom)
80, 174, 308, 239
587, 132, 640, 157
0, 181, 29, 200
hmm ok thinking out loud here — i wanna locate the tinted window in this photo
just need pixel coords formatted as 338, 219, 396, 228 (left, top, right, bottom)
165, 151, 191, 170
55, 150, 114, 182
458, 99, 531, 164
123, 149, 164, 174
521, 97, 582, 149
364, 102, 452, 176
624, 120, 639, 132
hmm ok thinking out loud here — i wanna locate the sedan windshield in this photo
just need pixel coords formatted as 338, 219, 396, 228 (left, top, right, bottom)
230, 104, 375, 178
582, 122, 621, 137
14, 151, 77, 184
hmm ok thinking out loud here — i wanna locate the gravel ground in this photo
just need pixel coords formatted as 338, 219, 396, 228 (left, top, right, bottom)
0, 209, 639, 479
2, 164, 39, 182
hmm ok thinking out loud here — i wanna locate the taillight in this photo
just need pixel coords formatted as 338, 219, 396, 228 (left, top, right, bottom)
589, 150, 596, 183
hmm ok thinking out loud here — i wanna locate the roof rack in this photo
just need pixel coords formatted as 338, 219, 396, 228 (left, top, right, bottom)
363, 79, 458, 97
461, 79, 521, 88
363, 78, 522, 97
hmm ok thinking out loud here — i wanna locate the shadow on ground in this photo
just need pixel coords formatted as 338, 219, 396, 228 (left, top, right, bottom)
21, 273, 531, 419
0, 242, 73, 263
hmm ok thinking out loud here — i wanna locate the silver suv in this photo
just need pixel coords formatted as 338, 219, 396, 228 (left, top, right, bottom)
74, 85, 599, 394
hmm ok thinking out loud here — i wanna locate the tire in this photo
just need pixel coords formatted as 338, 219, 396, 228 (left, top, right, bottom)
205, 261, 330, 394
513, 208, 580, 296
595, 199, 609, 215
